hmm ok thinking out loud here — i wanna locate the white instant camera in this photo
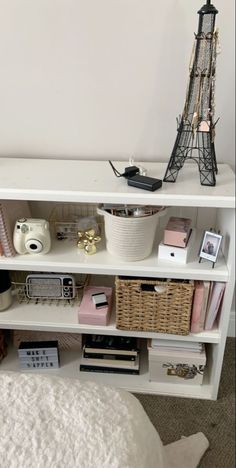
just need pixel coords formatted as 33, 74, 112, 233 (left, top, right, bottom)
13, 218, 51, 255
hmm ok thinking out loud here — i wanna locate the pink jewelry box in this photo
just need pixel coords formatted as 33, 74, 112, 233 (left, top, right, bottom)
163, 217, 192, 248
78, 286, 113, 326
158, 229, 195, 264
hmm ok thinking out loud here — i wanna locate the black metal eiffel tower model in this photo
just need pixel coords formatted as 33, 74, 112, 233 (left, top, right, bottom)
164, 0, 219, 186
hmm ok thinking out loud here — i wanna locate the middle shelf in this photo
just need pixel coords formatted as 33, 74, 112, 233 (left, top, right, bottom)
0, 231, 229, 282
0, 298, 221, 343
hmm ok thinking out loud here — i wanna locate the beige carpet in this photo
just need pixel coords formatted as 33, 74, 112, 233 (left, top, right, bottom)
135, 338, 235, 468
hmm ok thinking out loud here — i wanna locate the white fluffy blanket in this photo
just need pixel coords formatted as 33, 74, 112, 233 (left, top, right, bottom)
0, 372, 208, 468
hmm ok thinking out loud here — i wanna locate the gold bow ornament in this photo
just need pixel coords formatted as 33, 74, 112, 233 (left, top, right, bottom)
77, 228, 101, 255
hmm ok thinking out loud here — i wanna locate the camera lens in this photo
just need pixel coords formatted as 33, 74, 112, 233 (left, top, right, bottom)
25, 239, 43, 254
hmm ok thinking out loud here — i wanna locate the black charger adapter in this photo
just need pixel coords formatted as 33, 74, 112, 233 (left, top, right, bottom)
127, 174, 162, 192
123, 166, 140, 178
108, 160, 162, 192
108, 161, 139, 179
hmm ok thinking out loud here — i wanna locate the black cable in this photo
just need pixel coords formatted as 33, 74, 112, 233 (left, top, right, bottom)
108, 161, 124, 178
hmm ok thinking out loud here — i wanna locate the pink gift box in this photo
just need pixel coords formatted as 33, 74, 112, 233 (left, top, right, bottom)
164, 217, 192, 248
78, 286, 113, 326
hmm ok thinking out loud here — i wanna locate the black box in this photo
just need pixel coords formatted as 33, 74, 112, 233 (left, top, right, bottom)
127, 175, 162, 191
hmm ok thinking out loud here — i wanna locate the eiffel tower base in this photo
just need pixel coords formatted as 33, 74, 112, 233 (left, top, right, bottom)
163, 131, 218, 187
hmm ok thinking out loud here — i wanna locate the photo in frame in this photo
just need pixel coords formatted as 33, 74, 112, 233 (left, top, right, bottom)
198, 230, 223, 267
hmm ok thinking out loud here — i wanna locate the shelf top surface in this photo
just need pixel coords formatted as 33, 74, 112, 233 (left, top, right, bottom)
0, 234, 229, 282
0, 158, 235, 208
0, 298, 220, 344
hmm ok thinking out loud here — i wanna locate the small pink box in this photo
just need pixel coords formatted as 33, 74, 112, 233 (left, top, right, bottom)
164, 217, 192, 248
78, 286, 113, 326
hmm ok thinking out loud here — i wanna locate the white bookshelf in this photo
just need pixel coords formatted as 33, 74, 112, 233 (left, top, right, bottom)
0, 157, 235, 400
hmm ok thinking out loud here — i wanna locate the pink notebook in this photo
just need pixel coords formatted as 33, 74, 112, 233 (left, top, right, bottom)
78, 286, 113, 326
199, 281, 211, 332
191, 281, 205, 333
0, 200, 31, 257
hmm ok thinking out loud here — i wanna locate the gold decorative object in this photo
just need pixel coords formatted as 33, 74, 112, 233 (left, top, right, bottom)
164, 363, 205, 380
77, 228, 101, 255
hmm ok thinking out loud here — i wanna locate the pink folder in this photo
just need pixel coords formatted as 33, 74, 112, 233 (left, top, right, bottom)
204, 282, 225, 330
190, 281, 205, 333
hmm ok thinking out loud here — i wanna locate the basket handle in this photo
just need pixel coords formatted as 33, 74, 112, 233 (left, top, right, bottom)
140, 284, 167, 294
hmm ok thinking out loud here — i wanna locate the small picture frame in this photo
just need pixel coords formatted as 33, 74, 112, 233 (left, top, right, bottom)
199, 230, 223, 268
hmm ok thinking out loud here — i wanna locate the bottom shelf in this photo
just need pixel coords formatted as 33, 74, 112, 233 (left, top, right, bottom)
0, 345, 214, 400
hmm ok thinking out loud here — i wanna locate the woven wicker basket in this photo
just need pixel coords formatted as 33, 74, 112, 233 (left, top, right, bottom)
116, 277, 194, 335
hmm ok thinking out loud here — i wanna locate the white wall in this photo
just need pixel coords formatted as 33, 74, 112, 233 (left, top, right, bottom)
0, 0, 235, 166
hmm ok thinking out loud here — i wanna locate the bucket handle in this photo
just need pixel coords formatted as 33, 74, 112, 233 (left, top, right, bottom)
97, 207, 106, 217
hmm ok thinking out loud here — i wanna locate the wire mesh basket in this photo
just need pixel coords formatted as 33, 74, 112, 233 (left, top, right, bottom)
49, 203, 101, 241
10, 271, 90, 307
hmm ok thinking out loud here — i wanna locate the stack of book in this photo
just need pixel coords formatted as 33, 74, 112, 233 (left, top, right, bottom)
150, 339, 204, 354
190, 281, 226, 333
80, 334, 140, 374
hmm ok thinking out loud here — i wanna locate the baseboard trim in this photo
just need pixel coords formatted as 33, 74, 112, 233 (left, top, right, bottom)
227, 310, 235, 337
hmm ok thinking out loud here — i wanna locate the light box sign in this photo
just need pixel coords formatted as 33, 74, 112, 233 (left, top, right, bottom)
18, 340, 60, 370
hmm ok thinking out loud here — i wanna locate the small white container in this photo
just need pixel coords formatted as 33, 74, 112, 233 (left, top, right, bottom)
157, 229, 195, 264
148, 346, 206, 385
97, 206, 166, 261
